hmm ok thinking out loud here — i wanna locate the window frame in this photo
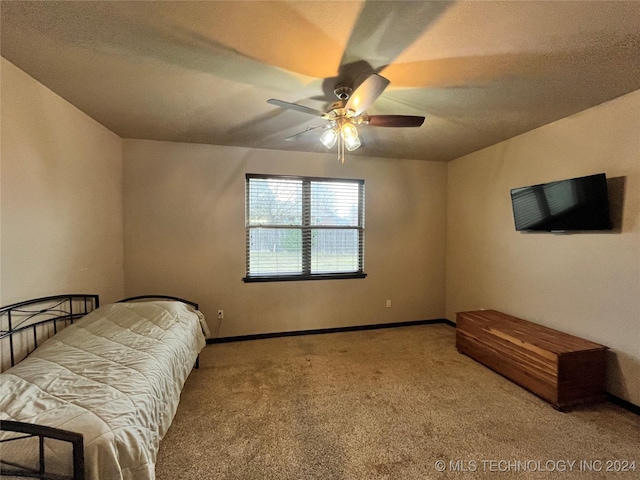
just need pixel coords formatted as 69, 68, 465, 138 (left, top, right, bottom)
243, 173, 367, 283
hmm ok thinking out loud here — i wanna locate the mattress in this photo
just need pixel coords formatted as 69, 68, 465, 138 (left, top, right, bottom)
0, 300, 209, 480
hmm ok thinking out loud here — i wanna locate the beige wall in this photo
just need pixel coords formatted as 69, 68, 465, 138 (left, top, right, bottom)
123, 140, 447, 337
446, 90, 640, 405
0, 59, 124, 305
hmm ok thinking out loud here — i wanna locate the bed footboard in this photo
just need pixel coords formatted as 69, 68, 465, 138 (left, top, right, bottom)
117, 295, 199, 310
0, 420, 84, 480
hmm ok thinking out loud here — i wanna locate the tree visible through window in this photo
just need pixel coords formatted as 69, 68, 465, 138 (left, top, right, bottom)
244, 174, 366, 282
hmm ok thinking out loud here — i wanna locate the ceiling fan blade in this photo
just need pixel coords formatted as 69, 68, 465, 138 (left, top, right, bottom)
345, 73, 390, 115
368, 115, 425, 127
267, 99, 324, 117
285, 125, 327, 141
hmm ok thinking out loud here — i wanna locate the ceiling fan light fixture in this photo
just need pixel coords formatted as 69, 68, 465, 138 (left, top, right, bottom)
340, 121, 358, 141
344, 135, 361, 152
340, 121, 360, 151
320, 128, 338, 149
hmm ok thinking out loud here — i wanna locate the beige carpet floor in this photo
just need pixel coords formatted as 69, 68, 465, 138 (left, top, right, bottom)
156, 324, 639, 479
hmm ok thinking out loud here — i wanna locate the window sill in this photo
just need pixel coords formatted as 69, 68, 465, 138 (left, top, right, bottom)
243, 272, 367, 283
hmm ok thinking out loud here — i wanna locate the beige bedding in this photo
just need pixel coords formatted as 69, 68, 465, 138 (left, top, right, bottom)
0, 300, 208, 480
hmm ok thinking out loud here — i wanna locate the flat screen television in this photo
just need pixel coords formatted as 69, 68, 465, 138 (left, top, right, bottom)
510, 173, 612, 232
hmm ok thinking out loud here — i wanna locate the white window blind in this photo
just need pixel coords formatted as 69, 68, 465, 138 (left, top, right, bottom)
244, 174, 366, 282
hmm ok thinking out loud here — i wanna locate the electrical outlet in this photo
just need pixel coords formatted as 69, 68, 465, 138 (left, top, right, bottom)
217, 310, 224, 320
386, 300, 391, 308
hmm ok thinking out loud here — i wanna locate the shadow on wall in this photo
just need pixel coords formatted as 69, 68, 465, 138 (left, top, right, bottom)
606, 349, 640, 407
607, 176, 627, 232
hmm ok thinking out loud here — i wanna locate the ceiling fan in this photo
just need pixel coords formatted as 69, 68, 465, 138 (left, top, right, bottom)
267, 73, 425, 163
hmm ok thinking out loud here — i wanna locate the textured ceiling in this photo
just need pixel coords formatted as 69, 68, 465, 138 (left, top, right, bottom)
1, 1, 639, 162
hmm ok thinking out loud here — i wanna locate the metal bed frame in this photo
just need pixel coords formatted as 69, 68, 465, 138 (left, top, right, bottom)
117, 294, 199, 310
0, 294, 202, 480
0, 294, 97, 480
0, 294, 100, 371
0, 420, 85, 480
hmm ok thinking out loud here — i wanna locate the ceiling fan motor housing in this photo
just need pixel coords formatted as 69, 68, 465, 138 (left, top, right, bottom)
333, 84, 352, 100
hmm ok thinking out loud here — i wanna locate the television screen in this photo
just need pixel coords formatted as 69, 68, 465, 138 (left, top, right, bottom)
510, 173, 612, 231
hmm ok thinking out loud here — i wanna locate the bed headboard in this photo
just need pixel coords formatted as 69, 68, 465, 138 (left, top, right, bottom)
0, 294, 99, 372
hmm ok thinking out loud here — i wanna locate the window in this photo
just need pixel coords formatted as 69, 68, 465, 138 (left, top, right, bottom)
244, 174, 366, 282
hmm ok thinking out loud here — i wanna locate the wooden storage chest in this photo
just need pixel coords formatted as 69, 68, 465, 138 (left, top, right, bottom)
456, 310, 607, 411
